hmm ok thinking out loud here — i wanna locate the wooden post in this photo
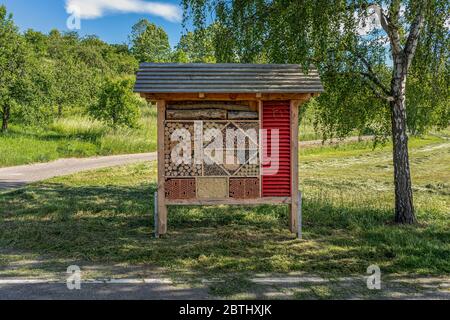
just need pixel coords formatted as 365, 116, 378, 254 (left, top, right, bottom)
154, 192, 159, 238
298, 191, 302, 239
156, 100, 168, 235
289, 100, 300, 233
258, 100, 263, 195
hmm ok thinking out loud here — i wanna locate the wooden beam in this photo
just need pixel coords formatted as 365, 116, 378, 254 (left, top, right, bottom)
142, 92, 313, 102
258, 100, 263, 196
289, 100, 300, 233
227, 111, 259, 120
166, 109, 227, 120
156, 100, 168, 235
166, 197, 292, 206
167, 103, 251, 111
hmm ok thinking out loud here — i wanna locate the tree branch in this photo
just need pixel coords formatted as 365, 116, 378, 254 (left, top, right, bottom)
354, 52, 391, 95
404, 2, 426, 70
369, 3, 402, 56
360, 74, 394, 102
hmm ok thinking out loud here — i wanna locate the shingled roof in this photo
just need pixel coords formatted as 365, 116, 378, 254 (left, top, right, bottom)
134, 63, 323, 94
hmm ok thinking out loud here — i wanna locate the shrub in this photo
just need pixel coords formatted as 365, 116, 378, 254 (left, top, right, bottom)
89, 77, 144, 128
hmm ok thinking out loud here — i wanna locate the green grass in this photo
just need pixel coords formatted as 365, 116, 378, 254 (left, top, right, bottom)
0, 133, 448, 286
0, 108, 157, 168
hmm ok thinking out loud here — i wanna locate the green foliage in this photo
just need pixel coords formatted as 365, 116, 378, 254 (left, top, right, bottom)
173, 25, 217, 62
129, 19, 171, 63
0, 6, 27, 131
406, 63, 450, 135
182, 0, 450, 137
313, 71, 391, 140
90, 78, 144, 128
0, 4, 140, 128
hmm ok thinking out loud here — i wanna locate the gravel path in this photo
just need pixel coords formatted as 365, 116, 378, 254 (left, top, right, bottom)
0, 153, 156, 191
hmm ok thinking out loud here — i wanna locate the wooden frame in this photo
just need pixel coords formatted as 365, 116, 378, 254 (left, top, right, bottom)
152, 95, 311, 237
156, 100, 168, 235
141, 92, 316, 102
289, 100, 301, 233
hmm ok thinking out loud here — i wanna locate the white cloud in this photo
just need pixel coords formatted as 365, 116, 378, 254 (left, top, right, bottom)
66, 0, 182, 22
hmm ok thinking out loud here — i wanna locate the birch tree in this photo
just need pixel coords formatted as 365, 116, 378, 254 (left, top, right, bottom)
182, 0, 450, 224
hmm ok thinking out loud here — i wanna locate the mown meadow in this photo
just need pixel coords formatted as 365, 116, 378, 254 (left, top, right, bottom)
1, 131, 448, 297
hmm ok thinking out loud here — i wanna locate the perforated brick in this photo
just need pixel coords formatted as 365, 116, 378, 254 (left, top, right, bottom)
165, 178, 196, 199
229, 178, 260, 199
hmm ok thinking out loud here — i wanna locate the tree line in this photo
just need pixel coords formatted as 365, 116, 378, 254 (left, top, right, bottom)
0, 5, 215, 131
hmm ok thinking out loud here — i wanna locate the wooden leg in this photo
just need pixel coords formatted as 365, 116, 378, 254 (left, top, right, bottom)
156, 100, 167, 235
289, 200, 298, 233
154, 192, 159, 238
298, 191, 302, 239
289, 100, 300, 234
157, 193, 167, 235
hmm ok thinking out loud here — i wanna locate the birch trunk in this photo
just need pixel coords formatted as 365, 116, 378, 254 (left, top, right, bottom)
391, 55, 416, 224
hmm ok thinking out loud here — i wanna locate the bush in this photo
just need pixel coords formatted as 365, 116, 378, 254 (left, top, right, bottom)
89, 77, 144, 128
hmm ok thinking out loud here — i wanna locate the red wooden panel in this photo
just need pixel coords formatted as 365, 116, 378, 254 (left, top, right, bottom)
262, 101, 291, 197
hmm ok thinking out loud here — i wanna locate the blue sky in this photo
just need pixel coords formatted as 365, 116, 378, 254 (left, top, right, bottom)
0, 0, 185, 48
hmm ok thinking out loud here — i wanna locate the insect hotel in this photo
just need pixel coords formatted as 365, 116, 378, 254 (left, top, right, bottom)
134, 64, 323, 237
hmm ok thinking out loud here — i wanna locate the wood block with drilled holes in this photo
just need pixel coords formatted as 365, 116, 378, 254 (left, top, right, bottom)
197, 177, 228, 199
165, 179, 196, 199
229, 178, 260, 199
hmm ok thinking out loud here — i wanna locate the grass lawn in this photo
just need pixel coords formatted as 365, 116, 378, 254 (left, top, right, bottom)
0, 108, 158, 168
0, 132, 449, 298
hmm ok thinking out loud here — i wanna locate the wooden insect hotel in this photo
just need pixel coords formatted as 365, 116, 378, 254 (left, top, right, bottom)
134, 63, 323, 237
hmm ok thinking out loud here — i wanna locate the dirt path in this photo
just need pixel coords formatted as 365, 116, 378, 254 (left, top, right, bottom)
0, 274, 448, 300
299, 135, 374, 147
0, 153, 156, 191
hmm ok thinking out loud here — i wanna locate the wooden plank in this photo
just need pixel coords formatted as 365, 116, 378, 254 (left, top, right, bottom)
142, 93, 313, 101
167, 104, 251, 111
165, 120, 259, 123
258, 100, 263, 196
289, 100, 300, 233
157, 100, 168, 235
166, 109, 227, 120
227, 111, 259, 120
166, 197, 292, 206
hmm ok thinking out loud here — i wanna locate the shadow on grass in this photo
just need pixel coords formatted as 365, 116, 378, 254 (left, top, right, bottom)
0, 182, 448, 283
